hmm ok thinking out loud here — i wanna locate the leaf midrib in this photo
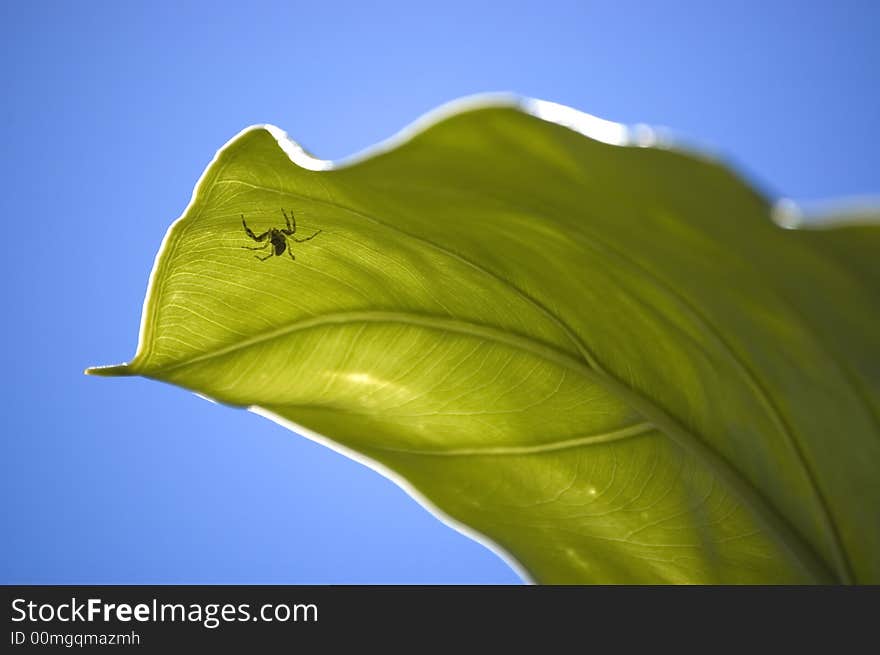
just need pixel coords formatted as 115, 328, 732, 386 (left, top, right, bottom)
135, 308, 832, 582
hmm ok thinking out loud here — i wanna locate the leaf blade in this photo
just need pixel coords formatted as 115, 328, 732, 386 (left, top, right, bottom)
91, 100, 880, 583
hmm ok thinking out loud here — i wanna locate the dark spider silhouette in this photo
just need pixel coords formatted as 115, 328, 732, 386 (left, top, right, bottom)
241, 208, 321, 261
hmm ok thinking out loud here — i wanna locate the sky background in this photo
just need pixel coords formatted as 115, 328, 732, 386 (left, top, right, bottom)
1, 1, 877, 583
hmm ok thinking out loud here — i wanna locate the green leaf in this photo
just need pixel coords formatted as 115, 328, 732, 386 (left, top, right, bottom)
88, 97, 880, 584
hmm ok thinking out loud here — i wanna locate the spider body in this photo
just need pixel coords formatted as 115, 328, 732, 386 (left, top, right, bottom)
267, 229, 289, 257
241, 208, 321, 261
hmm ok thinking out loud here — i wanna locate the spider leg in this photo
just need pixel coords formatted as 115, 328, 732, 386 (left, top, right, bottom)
291, 229, 322, 243
242, 242, 270, 251
281, 208, 297, 234
287, 246, 296, 261
242, 215, 269, 241
255, 252, 275, 261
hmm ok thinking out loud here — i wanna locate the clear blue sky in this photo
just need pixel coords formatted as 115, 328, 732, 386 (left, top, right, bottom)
1, 1, 877, 583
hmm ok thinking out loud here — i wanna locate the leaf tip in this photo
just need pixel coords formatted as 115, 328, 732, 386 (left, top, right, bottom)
84, 363, 136, 377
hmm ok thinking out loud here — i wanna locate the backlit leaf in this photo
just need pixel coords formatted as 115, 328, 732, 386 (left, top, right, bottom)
88, 98, 880, 583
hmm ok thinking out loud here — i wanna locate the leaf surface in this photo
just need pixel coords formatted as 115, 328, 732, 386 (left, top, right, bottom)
89, 99, 880, 583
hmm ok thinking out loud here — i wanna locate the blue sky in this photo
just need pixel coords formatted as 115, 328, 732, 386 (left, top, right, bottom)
1, 1, 877, 583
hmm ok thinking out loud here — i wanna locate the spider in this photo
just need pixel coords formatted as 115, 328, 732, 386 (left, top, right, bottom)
241, 208, 321, 261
